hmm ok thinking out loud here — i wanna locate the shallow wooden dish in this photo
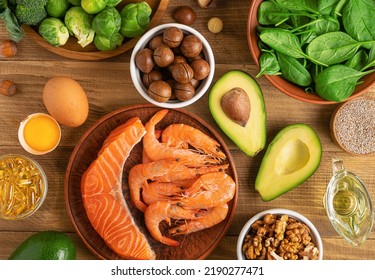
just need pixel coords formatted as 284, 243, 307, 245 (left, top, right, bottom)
330, 97, 375, 155
247, 0, 375, 104
64, 104, 238, 260
25, 0, 169, 60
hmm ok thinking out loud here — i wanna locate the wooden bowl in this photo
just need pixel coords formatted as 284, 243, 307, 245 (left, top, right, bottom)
330, 97, 375, 155
64, 104, 238, 259
247, 0, 375, 104
25, 0, 169, 60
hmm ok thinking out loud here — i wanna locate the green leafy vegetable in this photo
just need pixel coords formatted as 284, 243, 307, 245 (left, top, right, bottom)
45, 0, 70, 18
65, 6, 95, 47
94, 32, 123, 51
81, 0, 106, 14
256, 52, 281, 77
277, 51, 312, 86
39, 17, 69, 47
0, 4, 24, 41
92, 6, 121, 38
315, 64, 375, 102
120, 2, 152, 38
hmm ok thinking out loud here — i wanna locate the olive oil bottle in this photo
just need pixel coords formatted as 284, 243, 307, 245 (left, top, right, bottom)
324, 158, 374, 246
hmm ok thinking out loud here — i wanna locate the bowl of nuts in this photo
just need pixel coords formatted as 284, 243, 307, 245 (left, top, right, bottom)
237, 209, 323, 260
130, 23, 215, 108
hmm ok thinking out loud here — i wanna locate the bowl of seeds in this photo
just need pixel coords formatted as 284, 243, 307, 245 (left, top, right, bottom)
330, 97, 375, 155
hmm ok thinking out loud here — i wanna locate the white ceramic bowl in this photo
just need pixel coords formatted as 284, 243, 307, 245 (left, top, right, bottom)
237, 208, 323, 260
130, 23, 215, 108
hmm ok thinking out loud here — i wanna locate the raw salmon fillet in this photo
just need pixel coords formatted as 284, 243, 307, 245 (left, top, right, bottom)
81, 117, 155, 260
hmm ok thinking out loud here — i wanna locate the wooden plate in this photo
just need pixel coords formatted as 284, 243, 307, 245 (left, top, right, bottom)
25, 0, 169, 60
64, 104, 238, 260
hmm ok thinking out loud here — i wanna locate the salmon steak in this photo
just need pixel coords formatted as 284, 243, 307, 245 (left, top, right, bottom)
81, 117, 155, 260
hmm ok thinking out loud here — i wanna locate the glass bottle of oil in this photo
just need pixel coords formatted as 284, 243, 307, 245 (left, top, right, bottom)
324, 158, 374, 246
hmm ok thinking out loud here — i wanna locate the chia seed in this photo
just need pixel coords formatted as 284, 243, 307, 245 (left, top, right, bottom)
334, 98, 375, 155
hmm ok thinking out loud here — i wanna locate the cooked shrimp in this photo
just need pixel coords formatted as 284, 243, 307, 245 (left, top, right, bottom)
178, 171, 236, 209
144, 200, 199, 246
161, 123, 226, 161
142, 109, 220, 164
142, 182, 187, 206
169, 203, 229, 235
128, 157, 227, 212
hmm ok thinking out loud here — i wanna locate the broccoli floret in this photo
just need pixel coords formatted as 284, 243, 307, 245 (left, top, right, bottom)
15, 5, 47, 25
16, 0, 48, 8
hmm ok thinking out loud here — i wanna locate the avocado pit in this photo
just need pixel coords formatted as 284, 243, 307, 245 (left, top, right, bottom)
220, 87, 250, 127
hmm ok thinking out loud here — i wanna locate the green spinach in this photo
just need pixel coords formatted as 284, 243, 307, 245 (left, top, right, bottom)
256, 52, 281, 77
277, 52, 312, 86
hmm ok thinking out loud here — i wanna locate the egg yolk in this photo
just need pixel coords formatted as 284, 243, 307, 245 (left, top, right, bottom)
23, 115, 60, 152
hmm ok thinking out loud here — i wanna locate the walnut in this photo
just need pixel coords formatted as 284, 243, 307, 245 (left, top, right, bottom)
242, 213, 320, 260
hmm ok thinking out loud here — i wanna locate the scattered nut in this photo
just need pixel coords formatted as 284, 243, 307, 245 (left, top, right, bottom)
208, 17, 224, 33
0, 40, 17, 58
0, 80, 16, 96
173, 6, 196, 25
197, 0, 214, 8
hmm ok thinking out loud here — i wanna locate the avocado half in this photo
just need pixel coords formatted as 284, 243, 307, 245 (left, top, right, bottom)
209, 70, 266, 157
255, 124, 322, 201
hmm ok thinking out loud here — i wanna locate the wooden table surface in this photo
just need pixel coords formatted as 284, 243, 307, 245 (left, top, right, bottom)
1, 0, 374, 260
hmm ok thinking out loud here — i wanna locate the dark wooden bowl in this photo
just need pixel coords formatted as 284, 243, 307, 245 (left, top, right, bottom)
247, 0, 375, 104
25, 0, 169, 60
64, 104, 238, 260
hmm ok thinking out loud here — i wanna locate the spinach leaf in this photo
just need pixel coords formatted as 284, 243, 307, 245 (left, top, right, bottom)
306, 31, 375, 65
315, 65, 375, 101
317, 0, 340, 15
275, 0, 318, 13
256, 52, 281, 77
345, 49, 369, 71
258, 1, 289, 25
333, 0, 348, 17
314, 16, 340, 35
277, 52, 312, 86
342, 0, 375, 46
361, 45, 375, 70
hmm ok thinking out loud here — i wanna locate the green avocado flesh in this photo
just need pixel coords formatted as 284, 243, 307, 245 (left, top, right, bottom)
8, 231, 76, 260
209, 70, 266, 157
255, 124, 322, 201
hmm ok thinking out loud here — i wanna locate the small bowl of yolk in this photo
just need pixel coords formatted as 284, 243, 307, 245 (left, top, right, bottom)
18, 113, 61, 155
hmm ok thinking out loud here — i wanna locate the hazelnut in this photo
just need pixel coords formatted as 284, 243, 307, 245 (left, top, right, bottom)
148, 80, 172, 102
174, 82, 195, 101
190, 59, 210, 80
171, 62, 194, 84
135, 48, 155, 74
153, 46, 174, 67
180, 35, 203, 58
148, 35, 167, 51
172, 6, 196, 26
163, 27, 184, 48
142, 70, 163, 88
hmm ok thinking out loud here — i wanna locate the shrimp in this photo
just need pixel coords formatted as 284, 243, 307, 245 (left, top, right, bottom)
178, 171, 236, 209
128, 157, 228, 212
169, 203, 229, 235
161, 123, 227, 161
144, 200, 199, 246
142, 182, 188, 206
142, 109, 220, 164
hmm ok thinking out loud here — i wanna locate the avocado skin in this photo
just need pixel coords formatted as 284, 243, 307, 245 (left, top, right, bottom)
8, 231, 76, 260
209, 70, 267, 157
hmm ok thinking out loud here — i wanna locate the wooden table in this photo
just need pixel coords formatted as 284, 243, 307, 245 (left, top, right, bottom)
1, 0, 374, 260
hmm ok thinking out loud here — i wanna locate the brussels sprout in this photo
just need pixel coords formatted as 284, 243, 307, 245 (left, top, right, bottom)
68, 0, 81, 5
46, 0, 70, 18
120, 2, 152, 38
92, 6, 121, 38
81, 0, 106, 14
94, 32, 124, 51
39, 17, 69, 47
105, 0, 122, 7
65, 6, 95, 47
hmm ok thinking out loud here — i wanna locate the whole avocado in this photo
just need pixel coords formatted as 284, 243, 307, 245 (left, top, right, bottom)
9, 231, 76, 260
